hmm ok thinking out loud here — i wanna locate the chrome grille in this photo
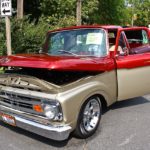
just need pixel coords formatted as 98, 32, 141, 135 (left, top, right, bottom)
0, 91, 43, 115
0, 77, 42, 92
0, 74, 56, 93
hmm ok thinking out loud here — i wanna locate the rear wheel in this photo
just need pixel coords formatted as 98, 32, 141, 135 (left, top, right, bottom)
74, 96, 102, 138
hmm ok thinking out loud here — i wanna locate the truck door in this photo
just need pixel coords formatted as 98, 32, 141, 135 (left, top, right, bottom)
115, 28, 150, 101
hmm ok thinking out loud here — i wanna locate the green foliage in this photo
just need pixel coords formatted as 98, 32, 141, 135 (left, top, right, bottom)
40, 0, 76, 17
98, 0, 127, 25
134, 0, 150, 26
39, 0, 100, 25
1, 0, 150, 56
126, 0, 150, 26
11, 17, 49, 54
82, 0, 99, 24
45, 16, 76, 30
39, 0, 76, 28
0, 19, 6, 55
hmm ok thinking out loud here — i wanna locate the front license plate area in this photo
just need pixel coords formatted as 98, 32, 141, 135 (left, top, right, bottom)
0, 113, 16, 126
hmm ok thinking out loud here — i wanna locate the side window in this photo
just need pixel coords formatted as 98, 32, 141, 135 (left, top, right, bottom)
124, 30, 149, 49
142, 30, 149, 44
117, 32, 128, 55
108, 30, 117, 46
118, 32, 126, 48
108, 30, 117, 51
124, 29, 150, 54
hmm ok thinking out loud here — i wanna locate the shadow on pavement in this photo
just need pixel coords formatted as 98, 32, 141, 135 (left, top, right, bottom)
0, 121, 72, 147
101, 96, 150, 114
110, 96, 150, 110
0, 96, 149, 147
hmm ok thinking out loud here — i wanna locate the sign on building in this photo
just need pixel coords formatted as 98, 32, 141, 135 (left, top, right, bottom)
0, 0, 12, 17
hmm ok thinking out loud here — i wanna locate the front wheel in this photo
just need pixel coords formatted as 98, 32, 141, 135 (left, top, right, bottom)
74, 96, 102, 138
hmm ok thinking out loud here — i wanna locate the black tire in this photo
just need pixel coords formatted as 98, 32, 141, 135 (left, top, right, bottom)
74, 96, 102, 139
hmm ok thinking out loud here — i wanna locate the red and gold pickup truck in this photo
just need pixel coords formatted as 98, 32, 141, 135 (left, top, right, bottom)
0, 25, 150, 141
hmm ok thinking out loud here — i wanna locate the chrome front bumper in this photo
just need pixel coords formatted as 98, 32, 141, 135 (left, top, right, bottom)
0, 105, 72, 141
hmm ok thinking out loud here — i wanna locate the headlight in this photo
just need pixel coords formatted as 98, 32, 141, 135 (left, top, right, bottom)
43, 101, 63, 121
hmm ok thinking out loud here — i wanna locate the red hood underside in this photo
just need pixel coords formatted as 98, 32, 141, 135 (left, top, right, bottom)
0, 54, 114, 71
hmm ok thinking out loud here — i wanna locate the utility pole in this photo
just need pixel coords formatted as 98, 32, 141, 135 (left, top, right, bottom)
131, 0, 134, 26
17, 0, 24, 19
76, 0, 82, 26
131, 4, 134, 26
0, 0, 12, 55
5, 17, 12, 55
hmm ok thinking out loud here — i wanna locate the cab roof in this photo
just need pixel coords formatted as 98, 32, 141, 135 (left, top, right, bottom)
48, 25, 122, 33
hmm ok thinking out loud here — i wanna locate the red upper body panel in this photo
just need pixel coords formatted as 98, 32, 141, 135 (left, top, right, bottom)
0, 25, 150, 71
0, 25, 120, 72
47, 25, 122, 34
0, 54, 115, 71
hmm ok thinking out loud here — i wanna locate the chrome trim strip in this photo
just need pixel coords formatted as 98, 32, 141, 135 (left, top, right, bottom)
16, 116, 71, 132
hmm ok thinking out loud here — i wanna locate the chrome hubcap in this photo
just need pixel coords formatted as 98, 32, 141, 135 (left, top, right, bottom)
83, 98, 101, 132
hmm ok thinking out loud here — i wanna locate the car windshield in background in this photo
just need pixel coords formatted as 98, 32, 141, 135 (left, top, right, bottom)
47, 29, 107, 57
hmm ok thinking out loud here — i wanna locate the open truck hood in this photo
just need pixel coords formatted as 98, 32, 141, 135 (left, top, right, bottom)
0, 54, 114, 71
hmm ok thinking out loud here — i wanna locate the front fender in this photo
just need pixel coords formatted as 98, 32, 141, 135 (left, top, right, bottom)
56, 71, 117, 129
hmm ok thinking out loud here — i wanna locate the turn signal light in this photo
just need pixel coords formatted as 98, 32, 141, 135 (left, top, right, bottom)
33, 104, 43, 113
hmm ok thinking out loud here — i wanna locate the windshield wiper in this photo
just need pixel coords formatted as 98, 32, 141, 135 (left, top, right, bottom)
58, 50, 78, 56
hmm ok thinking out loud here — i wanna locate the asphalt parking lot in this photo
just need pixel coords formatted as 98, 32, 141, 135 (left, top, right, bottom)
1, 95, 150, 150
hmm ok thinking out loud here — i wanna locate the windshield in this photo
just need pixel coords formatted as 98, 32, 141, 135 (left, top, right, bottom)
46, 29, 107, 57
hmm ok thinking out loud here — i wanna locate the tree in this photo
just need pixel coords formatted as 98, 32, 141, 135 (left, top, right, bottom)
76, 0, 82, 25
17, 0, 24, 19
11, 17, 49, 54
82, 0, 99, 24
3, 0, 150, 55
98, 0, 127, 25
39, 0, 76, 28
126, 0, 150, 26
0, 19, 6, 55
134, 0, 150, 26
